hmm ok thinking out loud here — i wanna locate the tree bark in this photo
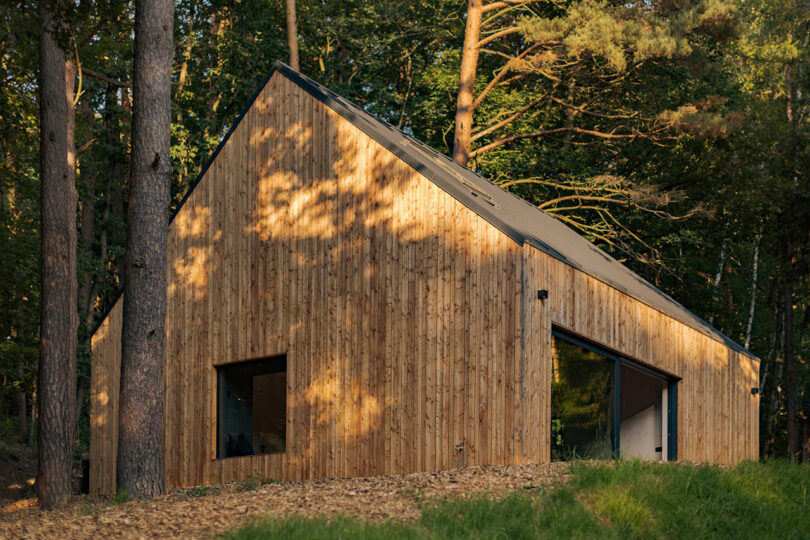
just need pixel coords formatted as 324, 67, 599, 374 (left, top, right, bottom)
38, 0, 78, 509
744, 223, 762, 349
452, 0, 483, 166
285, 0, 299, 70
763, 301, 784, 458
783, 238, 799, 459
117, 0, 173, 499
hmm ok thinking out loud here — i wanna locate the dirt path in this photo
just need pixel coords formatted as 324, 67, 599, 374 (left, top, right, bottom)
1, 463, 569, 539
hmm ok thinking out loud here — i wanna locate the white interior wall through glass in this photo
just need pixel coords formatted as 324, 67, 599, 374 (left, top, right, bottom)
551, 329, 676, 462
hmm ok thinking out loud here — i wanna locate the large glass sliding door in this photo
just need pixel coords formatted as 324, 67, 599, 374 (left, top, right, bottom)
551, 338, 616, 460
551, 328, 678, 461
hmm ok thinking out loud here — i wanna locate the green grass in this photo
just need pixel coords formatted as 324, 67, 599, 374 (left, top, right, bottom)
222, 460, 810, 539
177, 485, 217, 498
224, 516, 423, 540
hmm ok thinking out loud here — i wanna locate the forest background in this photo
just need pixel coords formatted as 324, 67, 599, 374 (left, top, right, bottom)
1, 0, 808, 463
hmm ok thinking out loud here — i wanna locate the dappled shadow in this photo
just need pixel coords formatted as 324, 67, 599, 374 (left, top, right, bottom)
92, 68, 758, 494
151, 71, 533, 488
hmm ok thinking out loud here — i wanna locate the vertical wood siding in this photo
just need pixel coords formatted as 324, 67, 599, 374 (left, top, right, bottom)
89, 300, 122, 496
527, 246, 760, 464
90, 72, 758, 494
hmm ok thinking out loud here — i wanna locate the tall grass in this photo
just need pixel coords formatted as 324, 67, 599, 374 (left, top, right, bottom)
223, 460, 810, 539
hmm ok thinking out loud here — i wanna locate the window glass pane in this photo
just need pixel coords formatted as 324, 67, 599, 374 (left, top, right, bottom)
253, 372, 286, 454
217, 356, 286, 458
551, 337, 614, 460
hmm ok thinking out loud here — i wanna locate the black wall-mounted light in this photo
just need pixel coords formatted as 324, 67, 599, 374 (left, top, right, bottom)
751, 387, 760, 395
537, 289, 549, 300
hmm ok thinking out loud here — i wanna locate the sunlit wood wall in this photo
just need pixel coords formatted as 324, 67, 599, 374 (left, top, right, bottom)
528, 248, 760, 465
90, 71, 758, 495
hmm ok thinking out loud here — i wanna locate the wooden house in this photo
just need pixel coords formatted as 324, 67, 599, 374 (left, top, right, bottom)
89, 62, 759, 495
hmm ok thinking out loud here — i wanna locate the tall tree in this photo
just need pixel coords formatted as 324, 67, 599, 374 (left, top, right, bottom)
285, 0, 299, 70
37, 0, 78, 509
452, 0, 482, 166
117, 0, 174, 498
443, 0, 736, 260
735, 0, 810, 458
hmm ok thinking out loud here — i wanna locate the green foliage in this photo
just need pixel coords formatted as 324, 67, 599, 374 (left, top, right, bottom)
521, 1, 693, 72
222, 461, 810, 539
177, 485, 217, 498
108, 488, 129, 506
234, 475, 281, 492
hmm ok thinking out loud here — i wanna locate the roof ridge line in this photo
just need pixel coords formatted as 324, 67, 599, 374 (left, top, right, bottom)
90, 60, 758, 363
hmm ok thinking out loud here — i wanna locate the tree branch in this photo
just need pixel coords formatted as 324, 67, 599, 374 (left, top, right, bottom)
499, 178, 573, 190
472, 43, 541, 110
470, 126, 640, 157
548, 95, 644, 120
472, 94, 548, 141
539, 194, 628, 209
600, 208, 659, 256
477, 26, 521, 48
80, 66, 131, 88
482, 0, 542, 13
551, 212, 618, 247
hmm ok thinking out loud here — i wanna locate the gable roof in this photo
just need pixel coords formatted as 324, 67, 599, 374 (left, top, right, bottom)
94, 61, 756, 360
270, 62, 755, 359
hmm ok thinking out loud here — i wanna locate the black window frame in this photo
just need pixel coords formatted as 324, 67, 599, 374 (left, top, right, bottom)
215, 354, 288, 460
551, 326, 679, 461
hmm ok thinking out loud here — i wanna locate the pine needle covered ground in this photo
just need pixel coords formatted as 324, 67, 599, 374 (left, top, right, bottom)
2, 460, 807, 538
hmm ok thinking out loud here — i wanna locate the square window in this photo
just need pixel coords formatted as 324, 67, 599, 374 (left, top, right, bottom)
216, 355, 287, 458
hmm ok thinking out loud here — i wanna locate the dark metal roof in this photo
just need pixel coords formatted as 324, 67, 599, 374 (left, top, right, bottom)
273, 62, 755, 360
92, 60, 756, 360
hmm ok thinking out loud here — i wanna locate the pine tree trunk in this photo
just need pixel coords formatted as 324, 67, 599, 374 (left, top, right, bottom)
763, 302, 784, 458
452, 0, 483, 166
38, 0, 78, 509
117, 0, 174, 499
285, 0, 299, 70
783, 239, 799, 459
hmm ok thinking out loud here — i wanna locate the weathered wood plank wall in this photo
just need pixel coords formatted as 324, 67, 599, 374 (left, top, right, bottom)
90, 71, 758, 495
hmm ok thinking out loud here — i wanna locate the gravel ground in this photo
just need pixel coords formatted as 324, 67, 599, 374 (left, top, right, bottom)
1, 462, 569, 539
